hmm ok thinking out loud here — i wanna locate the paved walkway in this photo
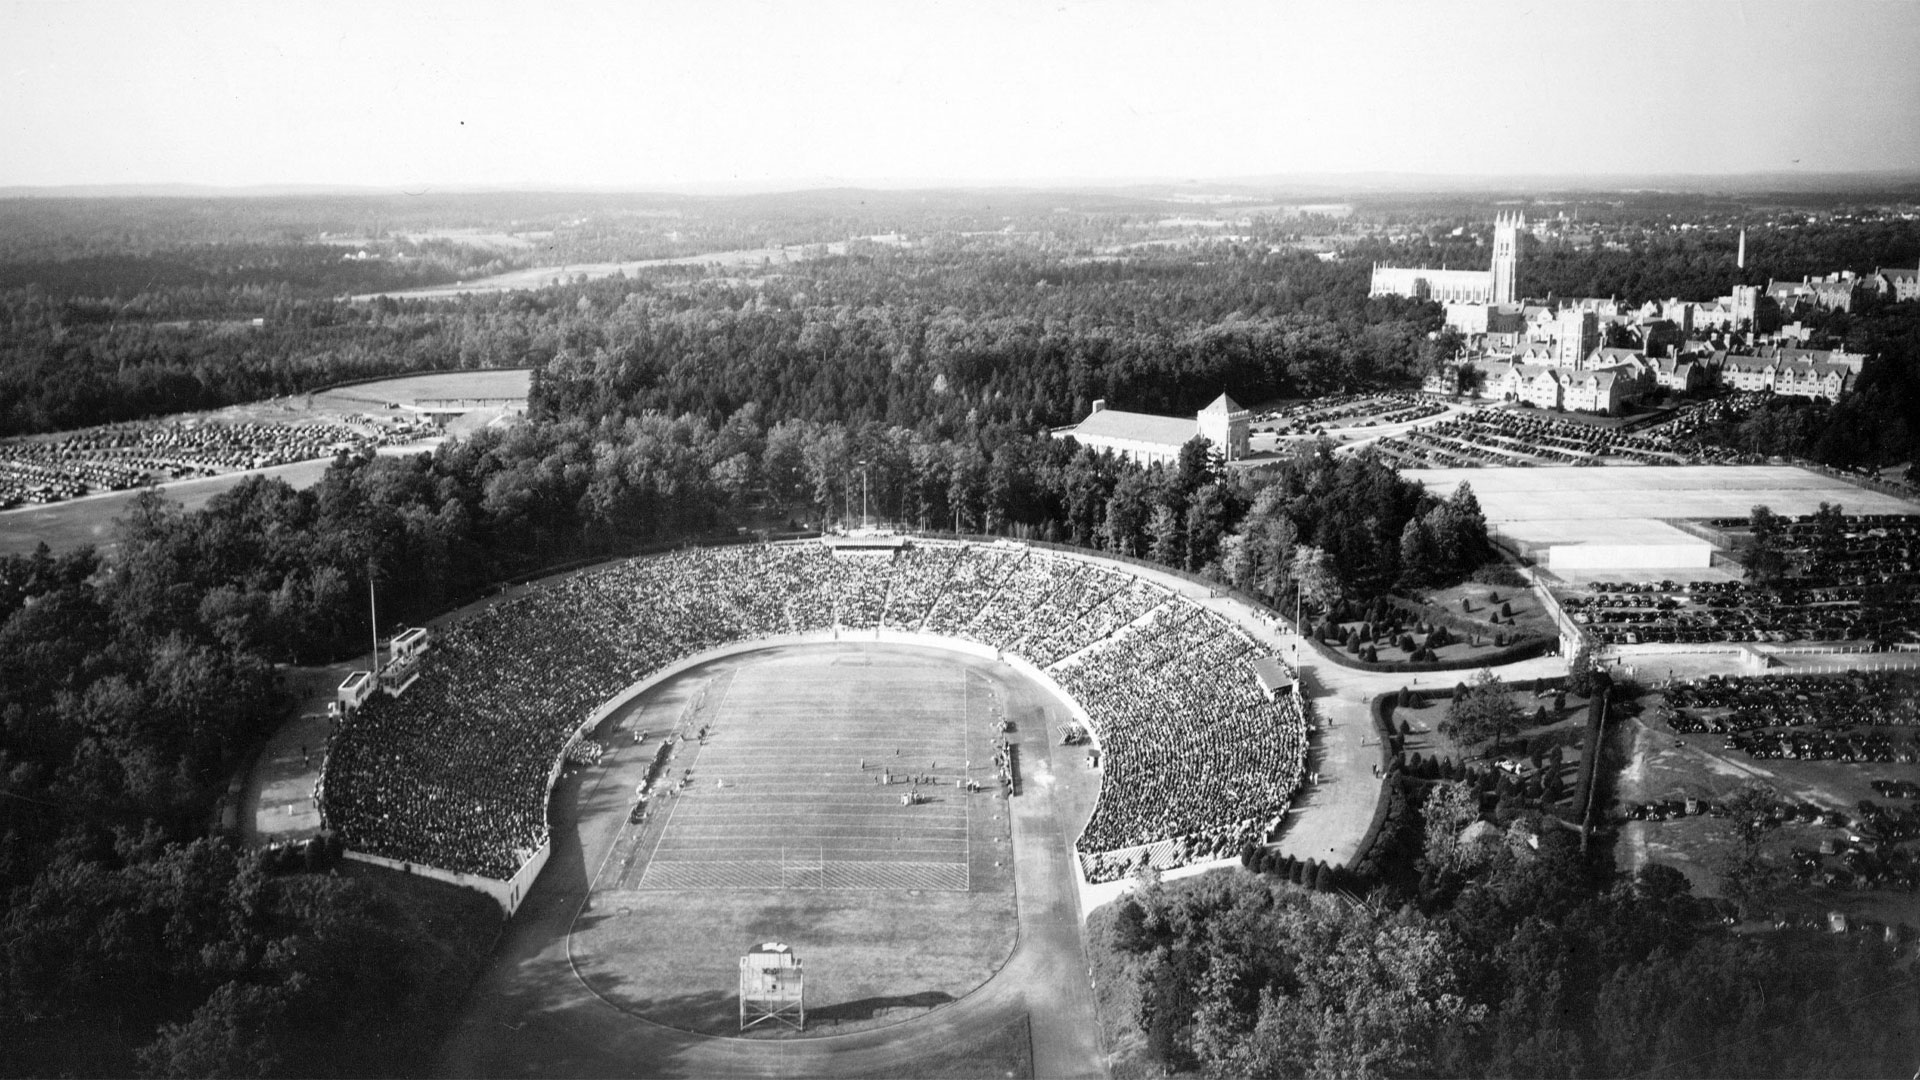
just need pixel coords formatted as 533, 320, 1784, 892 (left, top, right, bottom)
240, 663, 358, 848
1062, 551, 1569, 877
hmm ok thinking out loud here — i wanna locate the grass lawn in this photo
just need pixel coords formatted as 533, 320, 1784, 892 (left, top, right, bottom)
1323, 576, 1553, 668
1391, 687, 1593, 817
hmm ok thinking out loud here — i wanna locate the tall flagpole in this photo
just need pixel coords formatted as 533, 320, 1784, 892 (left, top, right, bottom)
369, 562, 380, 679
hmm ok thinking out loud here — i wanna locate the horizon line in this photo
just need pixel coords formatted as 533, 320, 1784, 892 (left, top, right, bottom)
7, 168, 1920, 201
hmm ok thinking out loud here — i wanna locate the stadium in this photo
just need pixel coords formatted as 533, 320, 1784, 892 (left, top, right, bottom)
316, 537, 1307, 1068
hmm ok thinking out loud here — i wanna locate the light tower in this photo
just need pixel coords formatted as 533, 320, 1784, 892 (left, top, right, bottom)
1490, 212, 1523, 306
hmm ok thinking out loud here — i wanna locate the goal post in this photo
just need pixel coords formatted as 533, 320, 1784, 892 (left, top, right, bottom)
739, 942, 804, 1031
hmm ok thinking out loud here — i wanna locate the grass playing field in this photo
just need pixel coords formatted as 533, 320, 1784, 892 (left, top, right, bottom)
639, 655, 978, 893
567, 645, 1019, 1037
1415, 464, 1918, 522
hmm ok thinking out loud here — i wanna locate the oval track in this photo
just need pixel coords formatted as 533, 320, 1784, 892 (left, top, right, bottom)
435, 644, 1105, 1079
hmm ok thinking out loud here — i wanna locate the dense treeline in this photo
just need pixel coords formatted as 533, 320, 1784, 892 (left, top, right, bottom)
0, 395, 1488, 1074
1670, 299, 1920, 469
1351, 216, 1920, 308
6, 190, 1916, 1076
1097, 833, 1919, 1078
1, 242, 1449, 436
6, 195, 1915, 443
0, 520, 497, 1076
528, 247, 1448, 433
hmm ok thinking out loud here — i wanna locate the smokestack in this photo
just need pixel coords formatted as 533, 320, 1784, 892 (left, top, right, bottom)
1737, 228, 1746, 270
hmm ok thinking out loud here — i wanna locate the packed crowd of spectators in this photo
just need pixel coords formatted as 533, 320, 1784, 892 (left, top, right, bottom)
920, 547, 1019, 637
1055, 602, 1307, 878
0, 416, 431, 507
320, 539, 1306, 882
1022, 577, 1165, 668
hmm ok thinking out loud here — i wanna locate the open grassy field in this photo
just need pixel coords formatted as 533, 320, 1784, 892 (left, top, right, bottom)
0, 370, 531, 555
567, 648, 1018, 1038
1415, 464, 1918, 523
1413, 465, 1920, 578
310, 368, 531, 410
351, 242, 849, 300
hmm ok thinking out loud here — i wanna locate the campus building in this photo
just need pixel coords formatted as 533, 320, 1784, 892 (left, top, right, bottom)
1056, 394, 1251, 466
1370, 212, 1524, 307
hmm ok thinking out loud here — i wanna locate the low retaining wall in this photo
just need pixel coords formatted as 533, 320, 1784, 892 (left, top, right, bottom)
344, 840, 550, 917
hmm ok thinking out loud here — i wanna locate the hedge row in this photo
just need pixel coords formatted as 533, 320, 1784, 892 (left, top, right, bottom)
1305, 630, 1554, 674
1238, 845, 1355, 895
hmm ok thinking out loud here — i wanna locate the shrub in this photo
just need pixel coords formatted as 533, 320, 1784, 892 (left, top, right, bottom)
1500, 601, 1513, 617
1470, 562, 1527, 588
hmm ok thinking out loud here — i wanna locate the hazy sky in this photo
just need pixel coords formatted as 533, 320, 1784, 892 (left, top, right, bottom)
4, 0, 1919, 189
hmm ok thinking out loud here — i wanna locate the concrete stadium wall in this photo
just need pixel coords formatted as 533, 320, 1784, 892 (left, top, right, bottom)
343, 840, 550, 916
1549, 542, 1712, 571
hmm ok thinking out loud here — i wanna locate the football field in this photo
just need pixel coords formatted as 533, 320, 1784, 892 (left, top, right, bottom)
638, 654, 979, 892
566, 644, 1023, 1037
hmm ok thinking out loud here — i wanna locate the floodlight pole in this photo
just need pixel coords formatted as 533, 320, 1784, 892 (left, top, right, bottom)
859, 460, 870, 530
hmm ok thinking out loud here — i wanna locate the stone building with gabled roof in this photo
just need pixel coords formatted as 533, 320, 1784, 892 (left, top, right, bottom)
1055, 393, 1250, 466
1873, 264, 1920, 302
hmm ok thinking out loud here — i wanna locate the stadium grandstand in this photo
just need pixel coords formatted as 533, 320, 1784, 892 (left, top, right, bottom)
318, 540, 1307, 894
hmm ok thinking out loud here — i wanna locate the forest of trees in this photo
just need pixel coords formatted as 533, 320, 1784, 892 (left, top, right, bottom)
4, 190, 1919, 1075
1097, 825, 1919, 1078
0, 406, 1491, 1074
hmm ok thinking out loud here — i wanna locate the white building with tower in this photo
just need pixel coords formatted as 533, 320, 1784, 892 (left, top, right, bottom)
1055, 394, 1251, 466
1370, 212, 1524, 308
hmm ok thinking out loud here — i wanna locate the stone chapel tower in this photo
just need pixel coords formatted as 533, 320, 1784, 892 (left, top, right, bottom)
1490, 212, 1523, 306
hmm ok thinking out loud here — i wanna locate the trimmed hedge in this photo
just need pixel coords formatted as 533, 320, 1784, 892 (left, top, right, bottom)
1305, 633, 1554, 674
